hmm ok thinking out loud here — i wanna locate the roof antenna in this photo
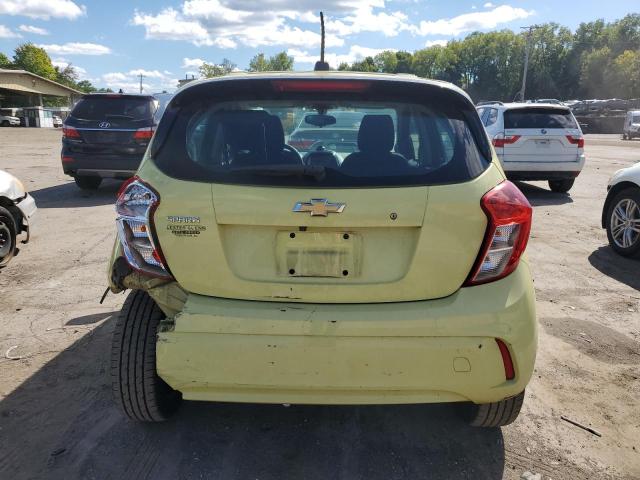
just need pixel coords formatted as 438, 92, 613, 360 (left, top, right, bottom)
314, 12, 330, 71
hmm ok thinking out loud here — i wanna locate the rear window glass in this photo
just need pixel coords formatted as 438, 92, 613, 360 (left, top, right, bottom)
71, 97, 156, 121
152, 82, 490, 188
633, 115, 640, 123
504, 108, 577, 129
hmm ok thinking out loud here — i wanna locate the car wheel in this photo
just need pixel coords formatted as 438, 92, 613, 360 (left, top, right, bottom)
0, 206, 17, 267
74, 176, 102, 190
458, 390, 525, 427
622, 133, 628, 140
111, 290, 182, 422
606, 188, 640, 257
548, 179, 574, 193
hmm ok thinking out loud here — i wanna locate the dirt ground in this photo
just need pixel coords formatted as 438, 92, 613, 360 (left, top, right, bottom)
0, 128, 638, 480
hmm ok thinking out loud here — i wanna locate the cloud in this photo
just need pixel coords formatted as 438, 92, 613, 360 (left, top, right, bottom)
483, 2, 494, 7
424, 39, 448, 47
0, 0, 85, 20
38, 42, 111, 55
132, 1, 410, 49
101, 70, 179, 93
182, 57, 205, 69
18, 24, 49, 35
414, 5, 533, 36
0, 24, 20, 38
288, 45, 393, 69
51, 59, 87, 77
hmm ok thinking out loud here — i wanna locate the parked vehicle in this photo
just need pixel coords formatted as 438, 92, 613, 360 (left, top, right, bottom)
535, 99, 564, 105
622, 110, 640, 140
107, 73, 537, 426
602, 162, 640, 257
61, 93, 161, 190
288, 110, 364, 155
478, 103, 585, 193
0, 170, 37, 267
52, 115, 63, 128
0, 114, 20, 127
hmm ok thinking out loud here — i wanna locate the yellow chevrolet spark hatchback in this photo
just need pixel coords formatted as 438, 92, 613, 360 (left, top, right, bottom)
107, 72, 537, 426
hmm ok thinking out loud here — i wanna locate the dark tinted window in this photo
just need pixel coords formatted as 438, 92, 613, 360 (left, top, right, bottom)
71, 96, 156, 121
152, 80, 490, 188
504, 108, 577, 129
633, 115, 640, 123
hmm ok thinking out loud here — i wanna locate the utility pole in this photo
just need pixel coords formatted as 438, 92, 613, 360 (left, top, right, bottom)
138, 73, 145, 94
518, 26, 535, 102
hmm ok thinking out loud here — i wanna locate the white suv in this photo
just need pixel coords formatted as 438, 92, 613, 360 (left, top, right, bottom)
477, 103, 585, 193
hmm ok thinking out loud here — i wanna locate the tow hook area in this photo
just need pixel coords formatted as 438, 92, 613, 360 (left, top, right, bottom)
109, 256, 187, 317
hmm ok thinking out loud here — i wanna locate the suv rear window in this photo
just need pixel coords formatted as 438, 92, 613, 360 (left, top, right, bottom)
504, 108, 577, 129
71, 96, 156, 121
152, 79, 490, 187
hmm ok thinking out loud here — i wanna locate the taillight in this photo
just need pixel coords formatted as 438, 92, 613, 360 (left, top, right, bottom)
115, 177, 171, 278
289, 139, 315, 150
133, 127, 154, 142
465, 181, 532, 286
271, 80, 371, 93
63, 126, 81, 139
492, 134, 521, 148
566, 135, 584, 148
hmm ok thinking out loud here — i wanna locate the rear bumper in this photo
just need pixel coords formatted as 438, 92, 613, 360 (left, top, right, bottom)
15, 193, 36, 243
157, 262, 537, 405
506, 170, 581, 181
61, 150, 142, 179
499, 154, 585, 181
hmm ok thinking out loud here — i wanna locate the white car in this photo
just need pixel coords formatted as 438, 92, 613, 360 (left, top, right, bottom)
52, 115, 63, 128
622, 110, 640, 140
0, 114, 20, 127
602, 162, 640, 257
0, 170, 37, 266
477, 103, 585, 193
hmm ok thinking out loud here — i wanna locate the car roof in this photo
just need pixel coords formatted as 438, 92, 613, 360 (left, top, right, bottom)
498, 102, 571, 111
82, 93, 155, 99
177, 71, 472, 102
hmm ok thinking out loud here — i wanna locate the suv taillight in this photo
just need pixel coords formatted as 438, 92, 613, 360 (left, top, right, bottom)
115, 177, 171, 278
566, 135, 584, 148
133, 127, 154, 143
465, 181, 532, 286
492, 133, 520, 148
63, 126, 81, 139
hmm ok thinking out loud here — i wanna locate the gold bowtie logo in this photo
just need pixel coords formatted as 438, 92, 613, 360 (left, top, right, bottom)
293, 198, 346, 217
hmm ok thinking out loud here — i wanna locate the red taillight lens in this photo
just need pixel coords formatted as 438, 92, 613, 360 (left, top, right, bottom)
566, 135, 584, 148
115, 177, 171, 278
492, 134, 521, 148
271, 80, 371, 93
465, 181, 532, 286
496, 339, 515, 380
63, 126, 81, 139
289, 139, 315, 150
133, 127, 154, 142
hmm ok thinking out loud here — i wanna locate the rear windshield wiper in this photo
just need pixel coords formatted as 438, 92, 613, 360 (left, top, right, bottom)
225, 164, 326, 181
105, 114, 135, 119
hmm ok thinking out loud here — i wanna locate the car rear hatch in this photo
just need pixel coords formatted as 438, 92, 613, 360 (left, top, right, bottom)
139, 76, 502, 303
497, 106, 583, 164
63, 94, 157, 155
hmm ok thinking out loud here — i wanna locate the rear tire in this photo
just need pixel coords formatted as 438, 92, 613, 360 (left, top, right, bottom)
111, 290, 182, 422
458, 391, 525, 427
0, 206, 17, 267
74, 176, 102, 190
548, 178, 574, 193
605, 187, 640, 258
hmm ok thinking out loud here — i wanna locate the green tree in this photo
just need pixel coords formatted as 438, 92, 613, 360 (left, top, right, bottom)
373, 51, 398, 73
248, 51, 294, 71
0, 52, 12, 68
55, 64, 78, 87
248, 53, 269, 72
609, 50, 640, 98
394, 51, 413, 73
12, 43, 57, 80
76, 80, 97, 93
199, 58, 236, 78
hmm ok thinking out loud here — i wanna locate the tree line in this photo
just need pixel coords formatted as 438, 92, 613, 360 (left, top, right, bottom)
201, 14, 640, 102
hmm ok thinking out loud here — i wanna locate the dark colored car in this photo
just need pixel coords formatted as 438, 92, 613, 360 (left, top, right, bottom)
61, 94, 160, 190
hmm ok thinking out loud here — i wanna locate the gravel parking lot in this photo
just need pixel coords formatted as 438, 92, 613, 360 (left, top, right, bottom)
0, 128, 638, 480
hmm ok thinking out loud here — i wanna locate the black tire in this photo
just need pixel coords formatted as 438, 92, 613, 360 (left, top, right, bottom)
74, 176, 102, 190
111, 290, 182, 422
0, 206, 17, 267
605, 187, 640, 258
458, 391, 525, 427
548, 178, 574, 193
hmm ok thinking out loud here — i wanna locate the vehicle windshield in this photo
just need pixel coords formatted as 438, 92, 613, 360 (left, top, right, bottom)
153, 93, 489, 188
504, 108, 578, 129
71, 96, 156, 121
633, 115, 640, 124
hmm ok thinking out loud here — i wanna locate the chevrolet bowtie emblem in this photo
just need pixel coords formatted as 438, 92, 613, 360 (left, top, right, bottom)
293, 198, 346, 217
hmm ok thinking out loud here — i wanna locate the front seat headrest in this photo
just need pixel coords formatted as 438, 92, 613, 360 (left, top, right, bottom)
358, 115, 395, 153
